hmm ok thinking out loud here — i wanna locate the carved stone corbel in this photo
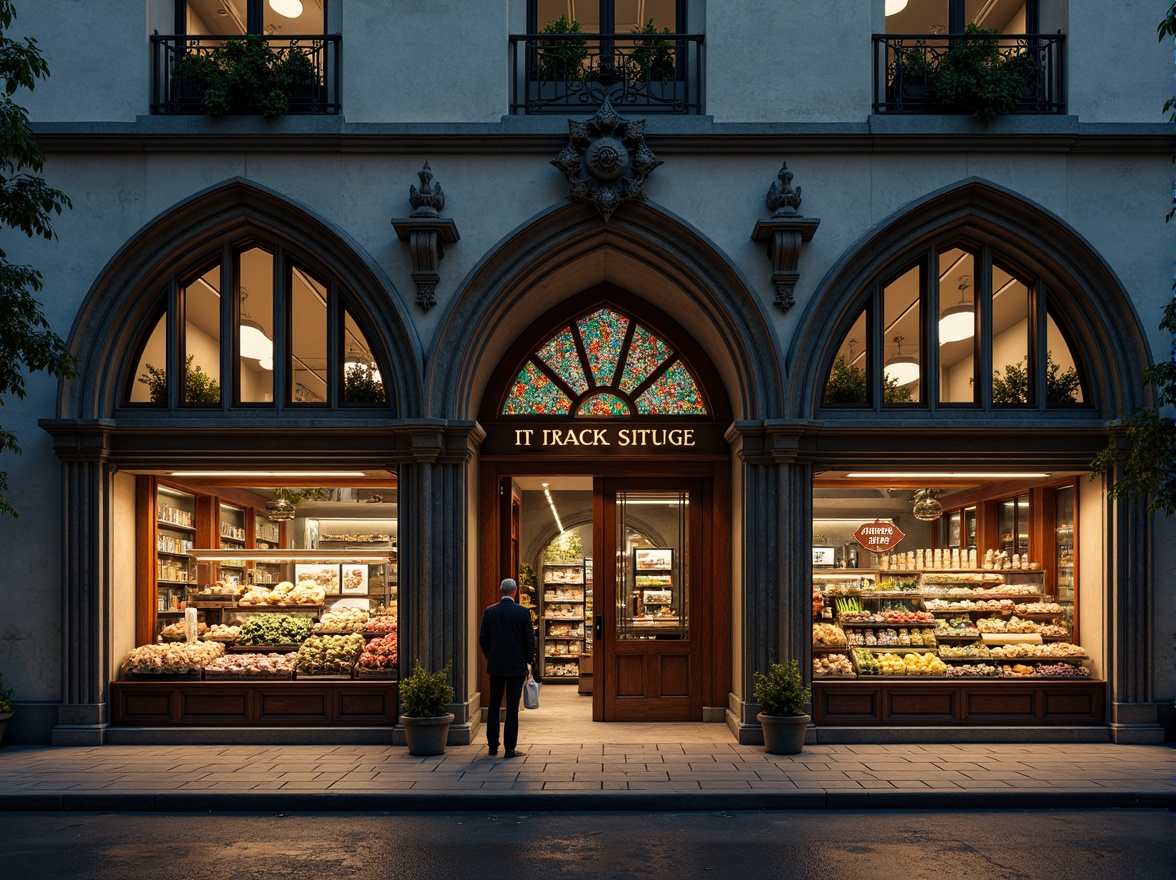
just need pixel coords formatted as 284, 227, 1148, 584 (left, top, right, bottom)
392, 162, 460, 311
751, 162, 820, 313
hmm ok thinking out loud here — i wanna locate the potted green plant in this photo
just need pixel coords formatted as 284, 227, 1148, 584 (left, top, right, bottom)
139, 354, 221, 404
753, 659, 812, 754
343, 362, 386, 404
824, 355, 914, 404
0, 671, 14, 746
175, 34, 315, 118
630, 19, 676, 83
537, 15, 588, 82
398, 660, 455, 756
895, 39, 936, 101
931, 23, 1042, 126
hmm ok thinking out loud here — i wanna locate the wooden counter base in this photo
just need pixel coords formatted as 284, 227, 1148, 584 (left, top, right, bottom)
110, 680, 398, 726
813, 679, 1106, 725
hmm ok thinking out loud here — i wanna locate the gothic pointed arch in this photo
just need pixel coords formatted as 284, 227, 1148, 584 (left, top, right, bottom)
59, 178, 423, 421
429, 200, 778, 423
789, 178, 1151, 422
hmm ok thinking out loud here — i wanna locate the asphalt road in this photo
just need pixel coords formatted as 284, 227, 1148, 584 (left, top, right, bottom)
0, 809, 1170, 880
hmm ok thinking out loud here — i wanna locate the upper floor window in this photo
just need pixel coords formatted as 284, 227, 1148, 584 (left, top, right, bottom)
875, 0, 1064, 120
511, 0, 702, 115
124, 241, 390, 411
501, 306, 708, 416
152, 1, 340, 115
822, 239, 1088, 411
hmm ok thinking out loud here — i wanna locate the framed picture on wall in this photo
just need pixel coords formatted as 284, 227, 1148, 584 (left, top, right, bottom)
634, 548, 673, 571
340, 565, 369, 596
295, 563, 340, 593
812, 547, 836, 567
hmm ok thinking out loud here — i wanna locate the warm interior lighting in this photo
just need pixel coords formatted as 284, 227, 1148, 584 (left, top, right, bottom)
268, 0, 304, 18
257, 357, 273, 371
883, 335, 919, 386
939, 274, 975, 343
169, 471, 367, 477
189, 549, 391, 562
845, 472, 1052, 479
239, 318, 273, 361
885, 0, 909, 15
542, 482, 565, 535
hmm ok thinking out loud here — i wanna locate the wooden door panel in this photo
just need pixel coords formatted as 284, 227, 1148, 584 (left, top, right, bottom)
615, 654, 646, 696
659, 653, 690, 697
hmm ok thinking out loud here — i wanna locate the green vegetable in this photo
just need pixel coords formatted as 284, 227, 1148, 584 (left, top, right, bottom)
237, 613, 314, 646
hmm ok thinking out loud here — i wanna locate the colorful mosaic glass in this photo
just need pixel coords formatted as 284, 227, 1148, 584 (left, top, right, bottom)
577, 308, 628, 387
536, 326, 588, 394
635, 362, 707, 415
576, 393, 631, 417
619, 324, 672, 393
502, 360, 571, 415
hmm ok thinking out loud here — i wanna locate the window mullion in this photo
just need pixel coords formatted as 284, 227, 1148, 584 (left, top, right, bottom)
921, 253, 937, 410
220, 246, 233, 411
869, 286, 884, 410
1032, 281, 1047, 408
167, 278, 179, 409
978, 245, 994, 409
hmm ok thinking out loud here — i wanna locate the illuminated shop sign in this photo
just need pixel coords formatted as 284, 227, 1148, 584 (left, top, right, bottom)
481, 423, 727, 457
852, 519, 905, 552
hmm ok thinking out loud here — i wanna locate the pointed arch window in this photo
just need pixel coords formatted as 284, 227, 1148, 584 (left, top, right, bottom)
123, 240, 390, 411
823, 240, 1088, 411
502, 306, 708, 417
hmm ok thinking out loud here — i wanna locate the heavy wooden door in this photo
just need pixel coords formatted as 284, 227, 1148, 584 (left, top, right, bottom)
594, 478, 704, 721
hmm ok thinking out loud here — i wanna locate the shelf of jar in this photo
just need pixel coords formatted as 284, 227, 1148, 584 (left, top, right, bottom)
158, 519, 196, 532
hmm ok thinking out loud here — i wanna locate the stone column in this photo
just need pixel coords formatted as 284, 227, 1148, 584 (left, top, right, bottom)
44, 424, 114, 745
726, 422, 813, 745
395, 421, 483, 745
1108, 481, 1163, 743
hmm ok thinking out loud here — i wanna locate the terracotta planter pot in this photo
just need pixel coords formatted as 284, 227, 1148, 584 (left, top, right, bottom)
399, 713, 454, 756
757, 712, 810, 755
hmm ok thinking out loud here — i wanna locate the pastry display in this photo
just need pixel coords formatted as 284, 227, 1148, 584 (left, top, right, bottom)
238, 581, 325, 606
976, 615, 1036, 633
202, 623, 241, 643
813, 653, 855, 676
812, 622, 847, 647
204, 651, 295, 678
938, 641, 992, 659
160, 620, 208, 639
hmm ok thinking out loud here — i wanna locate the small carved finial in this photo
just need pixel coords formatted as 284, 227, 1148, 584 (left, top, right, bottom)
766, 162, 802, 218
409, 161, 445, 218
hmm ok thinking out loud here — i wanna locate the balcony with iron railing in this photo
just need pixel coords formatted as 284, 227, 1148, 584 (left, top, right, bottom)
510, 32, 703, 115
151, 33, 341, 115
873, 31, 1065, 117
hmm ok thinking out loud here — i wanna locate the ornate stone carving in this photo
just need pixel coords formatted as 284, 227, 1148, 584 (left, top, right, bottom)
751, 162, 820, 312
551, 99, 663, 222
392, 162, 460, 311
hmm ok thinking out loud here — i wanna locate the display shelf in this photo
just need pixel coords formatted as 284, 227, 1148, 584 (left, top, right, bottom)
540, 560, 588, 678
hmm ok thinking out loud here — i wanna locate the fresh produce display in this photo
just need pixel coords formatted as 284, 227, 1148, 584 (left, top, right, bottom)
237, 613, 314, 646
934, 616, 979, 637
313, 607, 370, 633
202, 623, 241, 642
852, 648, 881, 674
812, 588, 825, 618
938, 641, 992, 659
976, 615, 1036, 633
924, 598, 1015, 613
812, 622, 847, 647
295, 633, 366, 675
357, 633, 399, 671
204, 652, 295, 678
920, 572, 1006, 586
238, 581, 325, 607
990, 642, 1087, 659
813, 653, 855, 676
122, 641, 225, 675
943, 663, 1001, 677
880, 608, 935, 624
876, 651, 948, 676
364, 616, 398, 635
871, 577, 918, 593
816, 577, 870, 596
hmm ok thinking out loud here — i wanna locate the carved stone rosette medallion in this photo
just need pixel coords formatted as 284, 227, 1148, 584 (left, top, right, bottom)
551, 99, 663, 222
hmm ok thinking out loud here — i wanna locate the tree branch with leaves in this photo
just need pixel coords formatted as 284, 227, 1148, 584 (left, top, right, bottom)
0, 0, 76, 518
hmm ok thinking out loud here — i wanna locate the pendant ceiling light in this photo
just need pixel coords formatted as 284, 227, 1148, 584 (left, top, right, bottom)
912, 489, 943, 522
269, 0, 304, 18
938, 274, 975, 343
885, 0, 909, 15
239, 290, 273, 361
883, 335, 920, 386
264, 488, 296, 522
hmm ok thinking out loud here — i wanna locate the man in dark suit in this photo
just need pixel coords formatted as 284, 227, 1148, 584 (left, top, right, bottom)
479, 577, 535, 758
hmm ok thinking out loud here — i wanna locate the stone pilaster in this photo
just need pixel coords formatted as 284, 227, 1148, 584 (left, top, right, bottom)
395, 421, 484, 745
726, 422, 813, 744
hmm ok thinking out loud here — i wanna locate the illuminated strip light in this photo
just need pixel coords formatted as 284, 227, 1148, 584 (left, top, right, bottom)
169, 471, 367, 477
189, 549, 391, 563
542, 483, 565, 535
844, 472, 1051, 479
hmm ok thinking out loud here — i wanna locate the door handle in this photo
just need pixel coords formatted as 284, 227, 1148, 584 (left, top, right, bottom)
595, 615, 603, 640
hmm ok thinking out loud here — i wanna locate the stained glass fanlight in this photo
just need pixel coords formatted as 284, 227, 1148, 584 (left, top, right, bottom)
502, 307, 707, 417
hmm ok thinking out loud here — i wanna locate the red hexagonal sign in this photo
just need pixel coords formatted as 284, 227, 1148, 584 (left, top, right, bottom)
852, 519, 905, 553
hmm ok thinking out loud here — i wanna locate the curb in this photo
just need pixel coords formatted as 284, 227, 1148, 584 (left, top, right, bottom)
0, 790, 1168, 812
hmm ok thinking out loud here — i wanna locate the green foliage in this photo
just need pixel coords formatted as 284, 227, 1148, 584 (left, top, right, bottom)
0, 670, 13, 713
898, 40, 936, 85
399, 660, 454, 718
930, 24, 1042, 126
543, 531, 583, 563
175, 34, 315, 118
992, 355, 1081, 405
537, 15, 588, 81
0, 0, 77, 519
1161, 5, 1176, 222
518, 562, 537, 589
1090, 301, 1176, 516
630, 19, 675, 82
824, 355, 913, 404
753, 659, 811, 717
138, 355, 221, 405
343, 362, 386, 404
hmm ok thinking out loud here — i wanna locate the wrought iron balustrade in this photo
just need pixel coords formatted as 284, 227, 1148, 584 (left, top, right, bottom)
510, 32, 703, 115
151, 33, 341, 115
873, 32, 1065, 116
